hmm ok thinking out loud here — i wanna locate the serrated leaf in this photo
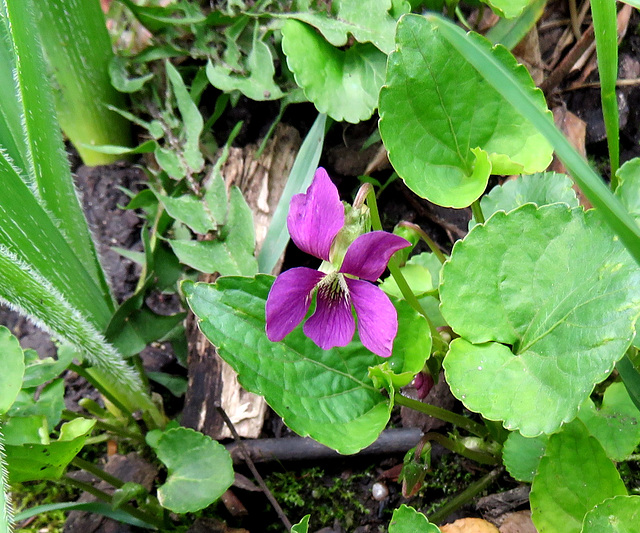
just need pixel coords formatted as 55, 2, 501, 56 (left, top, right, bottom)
149, 427, 233, 513
530, 419, 626, 533
0, 327, 24, 414
4, 418, 95, 483
389, 504, 439, 532
470, 172, 579, 228
615, 158, 640, 226
502, 431, 548, 482
379, 15, 552, 208
282, 19, 386, 123
582, 495, 640, 532
578, 382, 640, 461
441, 205, 640, 436
184, 275, 391, 454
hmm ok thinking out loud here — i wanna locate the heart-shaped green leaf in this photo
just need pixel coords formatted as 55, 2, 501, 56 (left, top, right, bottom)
184, 275, 392, 454
582, 495, 640, 532
282, 19, 387, 123
379, 15, 552, 208
530, 419, 626, 533
389, 504, 439, 532
150, 427, 233, 513
470, 172, 579, 228
0, 326, 24, 414
441, 205, 640, 436
502, 431, 548, 483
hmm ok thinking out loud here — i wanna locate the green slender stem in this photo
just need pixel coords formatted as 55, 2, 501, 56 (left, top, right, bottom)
393, 393, 489, 438
60, 476, 165, 530
427, 467, 503, 524
422, 432, 499, 465
471, 200, 485, 224
61, 410, 144, 443
71, 457, 124, 489
398, 222, 447, 264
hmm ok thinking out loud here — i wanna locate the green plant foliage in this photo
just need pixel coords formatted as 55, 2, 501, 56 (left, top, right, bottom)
582, 495, 640, 532
388, 504, 439, 532
502, 431, 548, 483
0, 327, 24, 414
470, 172, 579, 228
282, 19, 386, 123
108, 56, 154, 93
0, 428, 11, 533
483, 0, 530, 18
21, 346, 75, 390
441, 205, 640, 436
147, 427, 233, 513
184, 276, 394, 454
4, 418, 96, 483
379, 14, 552, 208
615, 158, 640, 225
169, 187, 258, 275
530, 419, 627, 533
291, 515, 310, 533
9, 379, 65, 430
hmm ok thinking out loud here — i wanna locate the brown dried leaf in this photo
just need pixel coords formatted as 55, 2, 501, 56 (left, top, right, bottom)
440, 517, 500, 533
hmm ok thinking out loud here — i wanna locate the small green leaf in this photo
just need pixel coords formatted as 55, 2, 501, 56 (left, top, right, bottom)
484, 0, 530, 18
291, 515, 310, 533
149, 427, 233, 513
154, 145, 185, 179
108, 56, 153, 93
615, 158, 640, 226
9, 379, 65, 429
379, 15, 552, 208
184, 276, 391, 454
582, 495, 640, 532
282, 19, 386, 123
530, 419, 626, 533
470, 172, 579, 228
5, 418, 96, 483
578, 382, 640, 461
502, 431, 548, 482
389, 504, 439, 532
0, 326, 24, 414
441, 205, 640, 436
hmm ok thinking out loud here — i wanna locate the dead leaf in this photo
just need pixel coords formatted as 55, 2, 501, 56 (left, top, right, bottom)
498, 511, 537, 533
440, 517, 500, 533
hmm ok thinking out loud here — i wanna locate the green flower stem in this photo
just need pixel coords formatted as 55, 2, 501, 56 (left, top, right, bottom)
398, 221, 447, 264
61, 410, 144, 443
393, 393, 489, 439
421, 432, 499, 465
60, 476, 165, 530
71, 457, 124, 489
471, 200, 485, 224
427, 467, 503, 525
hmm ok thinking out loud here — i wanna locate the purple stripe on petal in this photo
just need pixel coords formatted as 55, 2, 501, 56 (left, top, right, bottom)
266, 267, 324, 341
287, 168, 345, 260
347, 278, 398, 357
340, 231, 410, 281
303, 274, 355, 350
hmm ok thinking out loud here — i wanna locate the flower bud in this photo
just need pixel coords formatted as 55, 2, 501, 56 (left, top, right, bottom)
392, 222, 420, 266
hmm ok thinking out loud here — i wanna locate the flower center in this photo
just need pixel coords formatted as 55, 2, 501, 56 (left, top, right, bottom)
316, 272, 349, 307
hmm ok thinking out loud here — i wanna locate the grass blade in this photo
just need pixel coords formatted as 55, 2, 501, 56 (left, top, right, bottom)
0, 427, 12, 533
427, 14, 640, 265
257, 113, 328, 274
485, 0, 547, 49
591, 0, 620, 181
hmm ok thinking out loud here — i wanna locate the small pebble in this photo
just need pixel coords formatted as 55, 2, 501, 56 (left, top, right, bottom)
371, 482, 389, 501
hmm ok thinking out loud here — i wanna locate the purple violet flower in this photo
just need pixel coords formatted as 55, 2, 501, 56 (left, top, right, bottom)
265, 168, 410, 357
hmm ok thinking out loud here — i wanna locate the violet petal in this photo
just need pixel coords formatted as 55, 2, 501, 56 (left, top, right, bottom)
266, 267, 324, 341
347, 278, 398, 357
340, 231, 410, 281
287, 168, 344, 260
303, 274, 355, 349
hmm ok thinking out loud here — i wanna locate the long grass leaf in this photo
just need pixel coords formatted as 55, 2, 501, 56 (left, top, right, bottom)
0, 427, 12, 533
427, 14, 640, 265
257, 113, 328, 274
591, 0, 620, 180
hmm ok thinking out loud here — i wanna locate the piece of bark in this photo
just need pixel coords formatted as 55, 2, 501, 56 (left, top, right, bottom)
476, 485, 531, 522
182, 124, 301, 439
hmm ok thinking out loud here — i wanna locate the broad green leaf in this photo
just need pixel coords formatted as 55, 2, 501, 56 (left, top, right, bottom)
291, 515, 310, 533
170, 187, 257, 275
0, 425, 11, 533
502, 431, 548, 482
184, 276, 391, 454
379, 15, 552, 208
206, 22, 284, 101
165, 61, 204, 173
4, 418, 96, 483
441, 205, 640, 436
9, 379, 65, 429
530, 419, 626, 533
582, 495, 640, 532
470, 173, 579, 228
615, 158, 640, 225
149, 427, 233, 513
578, 382, 640, 461
0, 326, 24, 414
389, 504, 439, 532
282, 19, 386, 123
279, 0, 400, 54
484, 0, 530, 18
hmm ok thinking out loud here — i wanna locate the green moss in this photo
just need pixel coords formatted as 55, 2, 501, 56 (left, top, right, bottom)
10, 480, 80, 533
